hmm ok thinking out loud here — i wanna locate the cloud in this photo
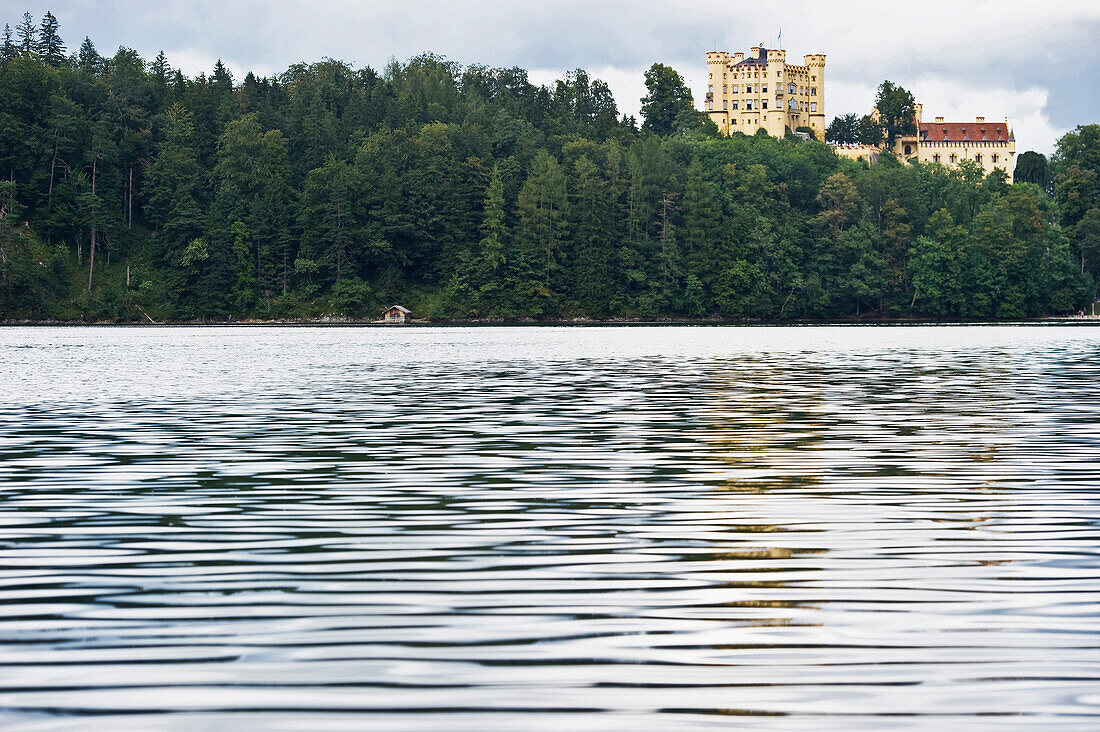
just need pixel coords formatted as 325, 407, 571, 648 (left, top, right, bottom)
905, 78, 1062, 157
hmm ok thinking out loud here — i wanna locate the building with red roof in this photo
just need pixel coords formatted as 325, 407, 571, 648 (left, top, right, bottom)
892, 106, 1015, 178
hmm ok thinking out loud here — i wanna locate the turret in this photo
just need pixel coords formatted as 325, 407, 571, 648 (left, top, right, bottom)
804, 53, 826, 140
705, 51, 731, 131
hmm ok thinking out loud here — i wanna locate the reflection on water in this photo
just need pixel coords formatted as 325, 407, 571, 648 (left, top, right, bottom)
1, 325, 1099, 731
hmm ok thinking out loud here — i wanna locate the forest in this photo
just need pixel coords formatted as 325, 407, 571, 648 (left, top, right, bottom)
1, 11, 1099, 322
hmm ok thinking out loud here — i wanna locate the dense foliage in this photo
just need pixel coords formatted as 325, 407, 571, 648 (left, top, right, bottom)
826, 81, 916, 149
0, 13, 1096, 321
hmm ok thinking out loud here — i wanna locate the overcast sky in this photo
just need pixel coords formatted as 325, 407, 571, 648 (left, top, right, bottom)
6, 0, 1099, 154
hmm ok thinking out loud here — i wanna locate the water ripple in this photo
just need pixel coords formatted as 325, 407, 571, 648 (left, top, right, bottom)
1, 325, 1099, 730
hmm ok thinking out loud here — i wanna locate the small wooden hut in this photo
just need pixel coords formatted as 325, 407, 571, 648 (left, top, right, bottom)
382, 305, 411, 324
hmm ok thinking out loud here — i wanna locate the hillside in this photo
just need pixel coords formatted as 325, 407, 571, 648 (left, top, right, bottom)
1, 12, 1097, 322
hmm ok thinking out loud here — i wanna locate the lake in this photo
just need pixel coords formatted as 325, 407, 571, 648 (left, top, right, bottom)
1, 324, 1099, 730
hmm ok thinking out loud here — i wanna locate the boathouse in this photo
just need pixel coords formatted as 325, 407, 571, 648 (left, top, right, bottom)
382, 305, 411, 323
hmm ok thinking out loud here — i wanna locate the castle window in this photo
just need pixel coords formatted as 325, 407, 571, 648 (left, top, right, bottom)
904, 144, 912, 155
788, 83, 796, 94
811, 87, 817, 96
723, 85, 727, 93
708, 85, 713, 93
732, 85, 738, 93
933, 154, 941, 163
992, 154, 999, 163
811, 75, 816, 81
723, 100, 727, 110
762, 85, 768, 93
949, 154, 957, 163
762, 101, 768, 109
975, 153, 982, 163
811, 102, 817, 112
731, 101, 738, 110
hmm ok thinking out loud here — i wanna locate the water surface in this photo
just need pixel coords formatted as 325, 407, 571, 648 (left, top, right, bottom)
1, 325, 1099, 730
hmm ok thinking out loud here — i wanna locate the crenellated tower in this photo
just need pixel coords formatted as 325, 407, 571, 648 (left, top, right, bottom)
804, 54, 826, 139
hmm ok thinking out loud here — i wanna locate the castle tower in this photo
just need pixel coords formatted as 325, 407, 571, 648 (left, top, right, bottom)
705, 51, 731, 134
804, 54, 826, 140
762, 48, 788, 138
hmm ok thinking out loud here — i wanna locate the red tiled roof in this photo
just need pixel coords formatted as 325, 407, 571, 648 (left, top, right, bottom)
918, 121, 1010, 142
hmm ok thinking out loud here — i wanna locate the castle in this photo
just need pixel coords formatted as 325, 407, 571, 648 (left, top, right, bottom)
704, 45, 1016, 177
705, 46, 827, 140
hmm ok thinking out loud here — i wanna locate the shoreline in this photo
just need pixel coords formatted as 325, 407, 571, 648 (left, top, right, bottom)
3, 316, 1099, 327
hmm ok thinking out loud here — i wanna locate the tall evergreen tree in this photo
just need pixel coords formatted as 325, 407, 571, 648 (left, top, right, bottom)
77, 36, 103, 74
37, 11, 65, 66
681, 159, 721, 280
1, 24, 15, 63
479, 163, 507, 272
569, 154, 611, 315
299, 155, 362, 285
15, 13, 35, 55
518, 150, 568, 287
144, 103, 205, 266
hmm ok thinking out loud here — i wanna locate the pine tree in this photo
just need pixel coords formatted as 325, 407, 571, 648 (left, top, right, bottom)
212, 114, 292, 304
1, 24, 15, 63
15, 12, 35, 54
77, 36, 103, 74
517, 150, 567, 287
144, 103, 205, 262
479, 164, 507, 271
299, 155, 360, 286
569, 155, 611, 315
212, 60, 233, 92
37, 11, 65, 66
681, 159, 721, 282
151, 51, 170, 82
